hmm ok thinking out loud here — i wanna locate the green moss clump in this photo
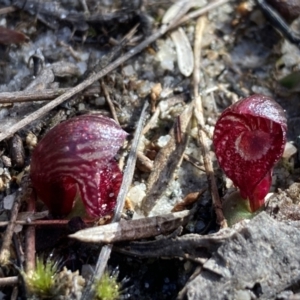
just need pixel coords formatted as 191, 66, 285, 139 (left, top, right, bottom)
94, 271, 120, 300
23, 257, 57, 298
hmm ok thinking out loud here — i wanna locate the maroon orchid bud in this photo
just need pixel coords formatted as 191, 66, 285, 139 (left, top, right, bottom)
213, 94, 287, 212
30, 115, 128, 217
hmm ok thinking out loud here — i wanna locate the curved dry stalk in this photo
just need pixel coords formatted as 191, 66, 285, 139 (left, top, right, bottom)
100, 79, 119, 125
192, 16, 227, 228
0, 218, 94, 227
173, 0, 230, 29
0, 87, 103, 104
0, 0, 230, 142
69, 210, 192, 243
0, 276, 19, 287
141, 103, 193, 215
0, 175, 33, 266
24, 193, 36, 273
0, 193, 22, 265
81, 101, 148, 300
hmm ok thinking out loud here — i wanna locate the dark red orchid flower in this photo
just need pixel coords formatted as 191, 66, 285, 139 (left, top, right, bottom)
30, 115, 127, 217
213, 94, 287, 212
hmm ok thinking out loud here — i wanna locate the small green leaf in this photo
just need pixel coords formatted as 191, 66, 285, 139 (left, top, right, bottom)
279, 71, 300, 91
222, 191, 262, 227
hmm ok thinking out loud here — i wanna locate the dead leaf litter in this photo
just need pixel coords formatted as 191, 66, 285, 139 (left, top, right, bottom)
0, 0, 299, 299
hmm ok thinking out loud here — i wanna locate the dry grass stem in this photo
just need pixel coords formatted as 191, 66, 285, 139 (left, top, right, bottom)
69, 210, 192, 243
0, 192, 22, 265
192, 16, 227, 228
0, 219, 95, 227
183, 153, 205, 172
0, 276, 18, 287
143, 94, 185, 134
142, 103, 193, 215
115, 224, 234, 259
0, 6, 16, 15
0, 0, 228, 142
173, 0, 231, 29
24, 193, 36, 273
0, 87, 103, 104
100, 79, 120, 125
142, 107, 160, 135
82, 101, 149, 300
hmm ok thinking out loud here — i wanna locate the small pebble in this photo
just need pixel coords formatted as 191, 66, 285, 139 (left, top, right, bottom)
157, 135, 171, 148
123, 65, 135, 77
3, 193, 17, 210
282, 142, 297, 158
78, 103, 85, 111
95, 97, 106, 106
195, 220, 206, 233
26, 132, 38, 151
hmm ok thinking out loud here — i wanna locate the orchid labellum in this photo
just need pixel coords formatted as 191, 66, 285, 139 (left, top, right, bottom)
30, 115, 127, 217
213, 94, 287, 212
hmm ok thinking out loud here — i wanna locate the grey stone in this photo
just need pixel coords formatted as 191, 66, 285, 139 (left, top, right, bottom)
185, 212, 300, 300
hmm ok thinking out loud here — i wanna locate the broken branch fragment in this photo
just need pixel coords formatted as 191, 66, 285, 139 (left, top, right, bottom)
69, 210, 192, 243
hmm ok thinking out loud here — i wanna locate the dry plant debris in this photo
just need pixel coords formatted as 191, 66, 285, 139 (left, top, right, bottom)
0, 0, 299, 299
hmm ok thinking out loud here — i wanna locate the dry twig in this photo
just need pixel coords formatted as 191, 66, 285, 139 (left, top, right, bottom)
100, 79, 119, 125
0, 276, 18, 287
115, 225, 234, 260
0, 192, 22, 265
173, 0, 230, 28
0, 0, 229, 142
0, 87, 103, 104
70, 210, 192, 243
24, 193, 36, 273
192, 16, 227, 228
81, 101, 149, 300
141, 103, 193, 215
0, 6, 16, 15
143, 94, 186, 135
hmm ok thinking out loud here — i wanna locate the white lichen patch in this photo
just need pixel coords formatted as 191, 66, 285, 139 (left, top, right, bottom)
157, 135, 171, 148
155, 38, 176, 71
127, 183, 147, 209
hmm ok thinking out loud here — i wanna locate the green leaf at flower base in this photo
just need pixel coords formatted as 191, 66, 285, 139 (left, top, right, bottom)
222, 191, 263, 227
279, 71, 300, 91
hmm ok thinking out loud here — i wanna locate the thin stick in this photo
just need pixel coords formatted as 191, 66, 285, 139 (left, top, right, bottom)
0, 0, 228, 142
79, 0, 90, 14
70, 210, 191, 244
0, 6, 16, 15
0, 193, 22, 265
192, 17, 227, 228
113, 106, 148, 221
100, 79, 119, 125
0, 218, 95, 227
0, 276, 18, 287
173, 0, 230, 29
81, 101, 149, 300
10, 286, 19, 300
193, 17, 206, 124
0, 87, 102, 104
142, 106, 160, 135
24, 193, 36, 273
142, 94, 186, 135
